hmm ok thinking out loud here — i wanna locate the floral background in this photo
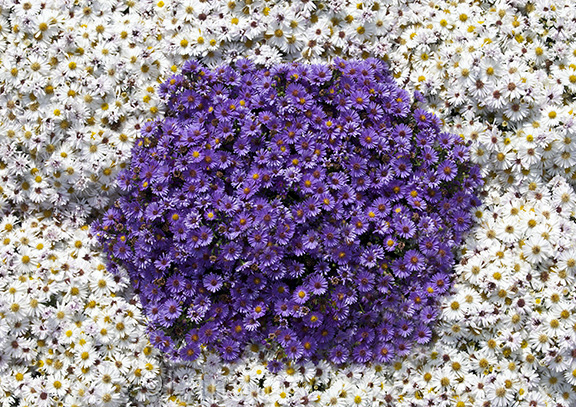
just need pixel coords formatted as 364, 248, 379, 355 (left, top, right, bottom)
1, 0, 576, 406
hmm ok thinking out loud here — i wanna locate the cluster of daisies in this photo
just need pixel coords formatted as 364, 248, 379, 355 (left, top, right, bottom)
1, 0, 576, 406
93, 57, 481, 366
0, 213, 170, 406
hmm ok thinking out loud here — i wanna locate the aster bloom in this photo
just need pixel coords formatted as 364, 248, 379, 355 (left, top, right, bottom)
437, 160, 458, 182
329, 345, 350, 365
307, 274, 328, 295
219, 339, 240, 361
355, 270, 375, 293
374, 342, 395, 363
293, 286, 310, 305
160, 299, 182, 326
404, 250, 425, 273
203, 273, 224, 293
395, 217, 416, 239
93, 59, 481, 366
352, 344, 373, 363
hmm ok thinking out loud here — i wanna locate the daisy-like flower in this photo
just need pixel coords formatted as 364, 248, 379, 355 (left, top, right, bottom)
522, 235, 552, 264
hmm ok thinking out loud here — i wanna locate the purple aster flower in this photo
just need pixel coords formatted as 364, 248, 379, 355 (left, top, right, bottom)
327, 172, 349, 190
329, 344, 350, 365
145, 202, 164, 221
350, 90, 369, 109
437, 159, 458, 182
355, 327, 375, 344
355, 270, 375, 293
392, 258, 410, 279
277, 328, 297, 347
290, 237, 307, 257
393, 123, 412, 140
302, 196, 321, 218
203, 273, 223, 293
304, 312, 323, 328
332, 284, 357, 306
251, 302, 267, 319
235, 58, 255, 73
452, 209, 472, 232
221, 241, 242, 261
159, 299, 182, 325
260, 246, 281, 268
112, 240, 130, 260
413, 108, 432, 127
360, 246, 384, 269
267, 359, 284, 373
396, 318, 414, 338
291, 202, 308, 224
373, 218, 391, 236
419, 235, 440, 256
438, 131, 457, 148
376, 275, 392, 295
395, 339, 412, 357
404, 250, 425, 273
247, 229, 269, 249
376, 323, 395, 341
149, 330, 172, 352
395, 217, 416, 239
407, 195, 427, 211
285, 340, 305, 360
351, 216, 369, 236
307, 274, 328, 295
180, 343, 201, 361
332, 245, 352, 266
219, 338, 240, 361
300, 336, 317, 357
270, 262, 289, 280
187, 296, 210, 323
352, 344, 373, 363
414, 324, 432, 344
287, 83, 307, 102
171, 220, 188, 241
275, 298, 292, 317
154, 253, 173, 272
366, 101, 385, 121
450, 144, 470, 162
374, 343, 395, 363
320, 225, 340, 248
331, 304, 350, 322
192, 226, 213, 247
420, 146, 439, 166
310, 64, 332, 83
346, 155, 367, 178
166, 273, 183, 295
370, 197, 390, 217
383, 235, 397, 251
338, 185, 356, 205
358, 127, 379, 150
391, 157, 412, 178
196, 324, 218, 346
207, 302, 230, 321
145, 303, 162, 324
431, 272, 450, 294
318, 192, 336, 211
285, 261, 305, 279
313, 261, 330, 275
302, 229, 319, 250
182, 59, 203, 74
293, 286, 309, 304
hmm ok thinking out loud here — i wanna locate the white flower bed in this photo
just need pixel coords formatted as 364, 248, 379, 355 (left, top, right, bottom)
1, 0, 576, 405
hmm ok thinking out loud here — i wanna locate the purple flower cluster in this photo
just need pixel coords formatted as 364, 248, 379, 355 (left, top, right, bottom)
93, 58, 482, 366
